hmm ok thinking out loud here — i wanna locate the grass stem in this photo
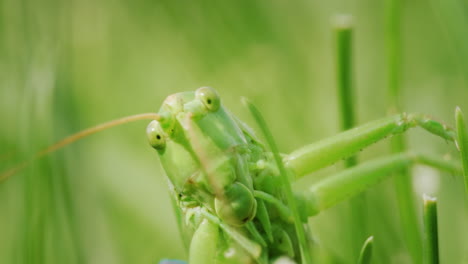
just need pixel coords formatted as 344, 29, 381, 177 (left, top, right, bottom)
333, 14, 366, 258
386, 0, 422, 262
455, 107, 468, 199
334, 14, 357, 135
244, 98, 313, 264
423, 195, 439, 264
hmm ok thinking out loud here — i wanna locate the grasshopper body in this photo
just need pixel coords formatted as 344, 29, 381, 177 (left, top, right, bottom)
147, 87, 298, 263
144, 87, 465, 264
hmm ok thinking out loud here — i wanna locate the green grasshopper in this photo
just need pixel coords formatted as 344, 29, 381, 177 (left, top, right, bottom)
1, 87, 464, 264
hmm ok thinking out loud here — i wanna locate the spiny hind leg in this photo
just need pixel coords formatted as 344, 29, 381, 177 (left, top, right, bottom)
295, 152, 461, 217
285, 113, 456, 178
253, 152, 460, 223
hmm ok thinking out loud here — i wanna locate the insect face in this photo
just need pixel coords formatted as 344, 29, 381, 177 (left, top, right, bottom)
146, 87, 257, 226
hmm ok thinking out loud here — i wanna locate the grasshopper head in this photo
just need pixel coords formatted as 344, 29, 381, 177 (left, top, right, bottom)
146, 87, 256, 226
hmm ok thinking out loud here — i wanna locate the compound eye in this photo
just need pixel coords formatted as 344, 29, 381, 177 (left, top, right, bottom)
196, 86, 220, 112
146, 120, 166, 150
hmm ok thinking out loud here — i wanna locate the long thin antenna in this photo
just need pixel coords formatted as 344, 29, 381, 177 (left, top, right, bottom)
1, 113, 160, 182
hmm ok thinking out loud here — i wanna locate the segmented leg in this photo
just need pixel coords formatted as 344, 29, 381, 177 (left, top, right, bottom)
296, 153, 461, 217
285, 113, 455, 178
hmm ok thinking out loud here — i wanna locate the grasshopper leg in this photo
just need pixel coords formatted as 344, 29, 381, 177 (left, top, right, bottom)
296, 152, 461, 216
285, 113, 456, 178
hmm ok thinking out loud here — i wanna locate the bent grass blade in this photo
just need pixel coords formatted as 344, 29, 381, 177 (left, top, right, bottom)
455, 107, 468, 198
243, 98, 313, 264
357, 236, 374, 264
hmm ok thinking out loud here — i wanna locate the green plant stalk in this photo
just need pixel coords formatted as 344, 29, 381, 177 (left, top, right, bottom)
334, 15, 366, 258
423, 195, 439, 264
244, 98, 313, 264
386, 0, 422, 262
455, 107, 468, 198
357, 236, 374, 264
334, 15, 356, 136
335, 15, 357, 135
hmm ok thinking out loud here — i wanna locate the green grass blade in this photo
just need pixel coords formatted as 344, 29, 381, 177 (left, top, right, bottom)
357, 236, 374, 264
455, 107, 468, 198
386, 0, 422, 261
334, 14, 366, 259
243, 98, 313, 264
386, 0, 403, 111
335, 14, 357, 136
423, 195, 439, 264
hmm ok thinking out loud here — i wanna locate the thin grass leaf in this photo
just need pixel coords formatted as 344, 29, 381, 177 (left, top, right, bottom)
334, 14, 357, 135
455, 107, 468, 198
333, 14, 366, 258
357, 236, 374, 264
243, 98, 313, 264
386, 0, 422, 261
423, 195, 439, 264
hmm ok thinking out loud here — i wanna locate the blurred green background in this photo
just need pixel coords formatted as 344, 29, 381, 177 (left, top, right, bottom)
1, 0, 467, 263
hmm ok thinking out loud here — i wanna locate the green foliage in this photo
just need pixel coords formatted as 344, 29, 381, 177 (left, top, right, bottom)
1, 1, 467, 263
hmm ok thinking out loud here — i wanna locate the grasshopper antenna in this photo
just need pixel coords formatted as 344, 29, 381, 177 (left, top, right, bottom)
1, 113, 161, 182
